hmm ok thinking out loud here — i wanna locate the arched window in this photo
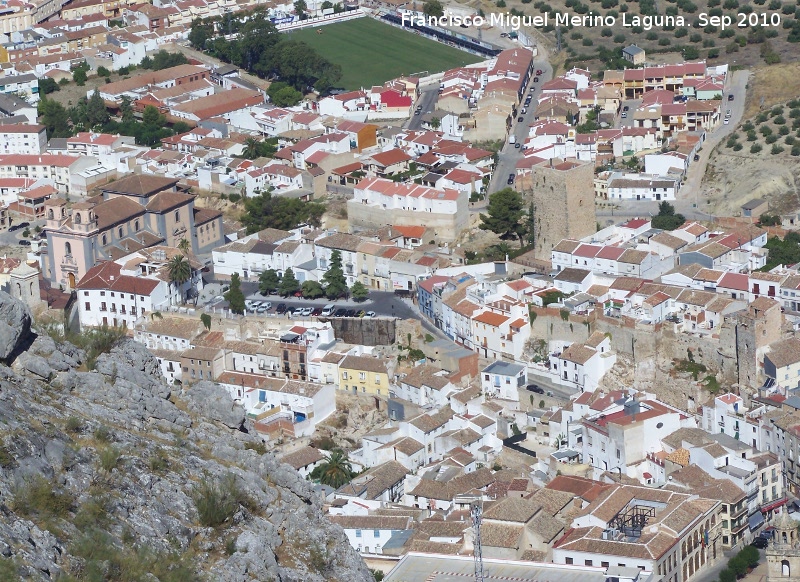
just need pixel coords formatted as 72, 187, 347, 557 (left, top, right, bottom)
29, 282, 33, 295
48, 208, 54, 220
135, 220, 140, 232
118, 227, 123, 239
102, 234, 107, 246
783, 560, 790, 576
16, 283, 21, 296
65, 242, 72, 256
74, 212, 82, 224
174, 210, 180, 222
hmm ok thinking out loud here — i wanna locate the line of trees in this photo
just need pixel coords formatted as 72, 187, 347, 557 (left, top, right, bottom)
258, 251, 369, 301
188, 9, 342, 96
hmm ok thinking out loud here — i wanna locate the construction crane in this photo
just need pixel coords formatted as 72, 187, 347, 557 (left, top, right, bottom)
471, 501, 486, 582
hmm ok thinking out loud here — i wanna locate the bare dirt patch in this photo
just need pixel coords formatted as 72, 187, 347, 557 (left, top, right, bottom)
744, 62, 800, 119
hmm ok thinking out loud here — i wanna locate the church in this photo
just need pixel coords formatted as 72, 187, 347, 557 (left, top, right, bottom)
42, 174, 223, 289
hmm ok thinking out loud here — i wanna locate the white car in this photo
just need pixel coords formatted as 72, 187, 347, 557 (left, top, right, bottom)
322, 304, 335, 316
365, 310, 376, 318
724, 119, 730, 125
621, 112, 627, 118
301, 307, 313, 316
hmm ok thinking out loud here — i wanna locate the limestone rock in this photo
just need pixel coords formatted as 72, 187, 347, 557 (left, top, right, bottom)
182, 380, 246, 430
0, 290, 31, 360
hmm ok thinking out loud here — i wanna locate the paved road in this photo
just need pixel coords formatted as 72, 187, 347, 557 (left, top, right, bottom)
487, 60, 553, 196
405, 87, 439, 130
616, 98, 640, 129
678, 69, 750, 214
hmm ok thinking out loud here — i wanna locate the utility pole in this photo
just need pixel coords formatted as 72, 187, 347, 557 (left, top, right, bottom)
472, 501, 486, 582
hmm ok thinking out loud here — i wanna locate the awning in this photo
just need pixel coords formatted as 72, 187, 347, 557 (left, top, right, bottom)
762, 497, 789, 513
749, 512, 765, 531
643, 472, 653, 479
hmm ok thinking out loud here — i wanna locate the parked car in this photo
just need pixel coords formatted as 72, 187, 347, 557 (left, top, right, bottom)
276, 303, 287, 314
345, 309, 356, 317
357, 310, 366, 317
18, 240, 30, 246
261, 301, 272, 311
507, 173, 515, 185
521, 108, 527, 115
622, 105, 629, 111
621, 112, 627, 118
256, 304, 268, 313
17, 222, 29, 229
533, 76, 539, 82
322, 304, 335, 316
526, 384, 544, 393
694, 154, 700, 161
515, 143, 521, 149
300, 307, 313, 316
365, 311, 376, 318
728, 94, 734, 101
724, 119, 730, 125
536, 69, 543, 75
518, 116, 524, 122
311, 307, 323, 316
752, 537, 768, 549
334, 308, 347, 317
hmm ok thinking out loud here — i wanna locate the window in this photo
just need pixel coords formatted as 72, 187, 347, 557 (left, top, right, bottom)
359, 372, 366, 380
74, 212, 82, 224
118, 227, 123, 239
85, 302, 90, 311
355, 530, 361, 538
585, 560, 593, 566
374, 530, 380, 538
65, 242, 72, 256
102, 234, 107, 245
175, 210, 180, 222
135, 219, 140, 231
565, 557, 573, 565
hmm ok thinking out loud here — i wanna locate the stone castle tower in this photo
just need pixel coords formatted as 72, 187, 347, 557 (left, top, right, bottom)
9, 263, 41, 310
518, 160, 596, 259
767, 510, 800, 581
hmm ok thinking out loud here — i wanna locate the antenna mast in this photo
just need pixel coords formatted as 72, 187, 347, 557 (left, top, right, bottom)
472, 501, 486, 582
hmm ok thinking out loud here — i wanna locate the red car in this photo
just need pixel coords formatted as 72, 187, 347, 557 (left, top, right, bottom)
536, 69, 543, 75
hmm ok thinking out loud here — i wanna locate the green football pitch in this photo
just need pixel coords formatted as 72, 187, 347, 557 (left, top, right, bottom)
288, 17, 482, 90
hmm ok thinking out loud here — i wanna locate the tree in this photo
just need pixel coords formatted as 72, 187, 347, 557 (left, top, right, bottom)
38, 98, 71, 138
718, 569, 736, 582
86, 90, 109, 128
267, 82, 303, 107
294, 0, 307, 18
309, 449, 354, 488
322, 250, 348, 299
242, 191, 325, 233
429, 116, 441, 130
740, 545, 760, 567
259, 269, 280, 295
351, 281, 369, 302
73, 68, 87, 86
423, 0, 444, 16
119, 96, 135, 123
278, 268, 300, 297
224, 273, 246, 314
479, 188, 525, 244
142, 104, 165, 128
178, 238, 191, 255
651, 201, 686, 230
524, 201, 536, 246
168, 255, 192, 294
301, 280, 325, 299
97, 66, 111, 77
200, 313, 212, 330
39, 77, 60, 95
728, 556, 748, 578
189, 17, 215, 49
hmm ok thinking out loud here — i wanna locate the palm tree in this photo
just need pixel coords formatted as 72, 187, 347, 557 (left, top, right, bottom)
243, 136, 261, 159
312, 449, 354, 488
168, 255, 191, 303
177, 238, 190, 255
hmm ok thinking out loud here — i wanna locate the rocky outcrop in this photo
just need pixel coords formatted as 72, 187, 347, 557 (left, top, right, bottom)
0, 293, 373, 582
0, 289, 32, 360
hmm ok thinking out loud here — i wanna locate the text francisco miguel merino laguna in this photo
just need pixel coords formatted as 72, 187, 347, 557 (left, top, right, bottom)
402, 12, 688, 31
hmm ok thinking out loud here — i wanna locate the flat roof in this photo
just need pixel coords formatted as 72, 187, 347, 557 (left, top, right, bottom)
384, 554, 629, 582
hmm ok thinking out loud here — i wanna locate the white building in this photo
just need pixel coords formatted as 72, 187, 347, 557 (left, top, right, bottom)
548, 333, 615, 394
0, 124, 47, 155
481, 360, 526, 401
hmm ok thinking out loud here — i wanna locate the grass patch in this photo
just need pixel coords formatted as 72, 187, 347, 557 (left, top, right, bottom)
0, 557, 19, 582
37, 319, 128, 371
70, 528, 198, 582
12, 475, 74, 519
674, 359, 708, 380
99, 446, 122, 472
0, 444, 17, 469
191, 474, 254, 528
290, 18, 480, 90
149, 450, 170, 473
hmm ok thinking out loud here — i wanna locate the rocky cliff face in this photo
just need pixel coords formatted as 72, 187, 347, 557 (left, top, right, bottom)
0, 291, 373, 582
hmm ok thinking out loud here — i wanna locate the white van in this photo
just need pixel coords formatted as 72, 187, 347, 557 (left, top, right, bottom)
322, 304, 335, 316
